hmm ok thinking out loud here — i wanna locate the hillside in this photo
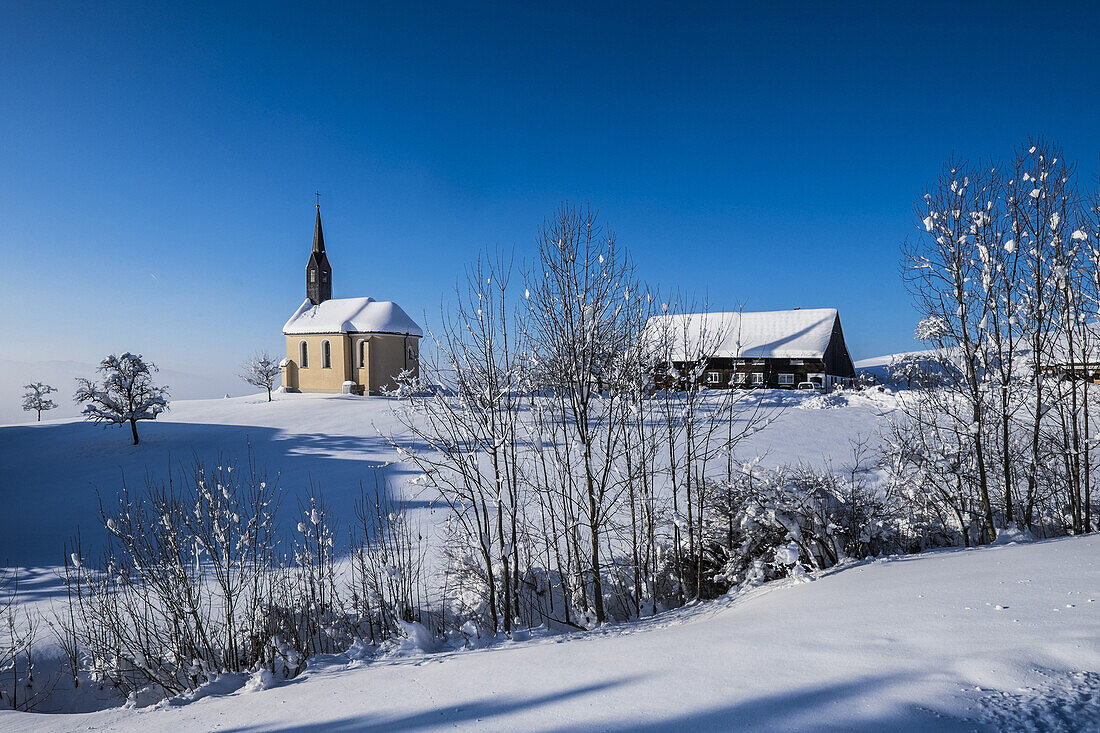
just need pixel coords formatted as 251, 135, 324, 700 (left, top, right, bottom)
4, 390, 1097, 732
3, 534, 1097, 732
0, 390, 896, 567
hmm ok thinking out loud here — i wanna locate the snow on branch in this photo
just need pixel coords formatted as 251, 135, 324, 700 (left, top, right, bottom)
74, 352, 169, 445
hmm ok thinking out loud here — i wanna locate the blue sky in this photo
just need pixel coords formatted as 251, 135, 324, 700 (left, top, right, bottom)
2, 1, 1099, 385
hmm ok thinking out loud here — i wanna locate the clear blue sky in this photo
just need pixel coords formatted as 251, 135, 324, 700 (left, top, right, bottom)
2, 1, 1099, 384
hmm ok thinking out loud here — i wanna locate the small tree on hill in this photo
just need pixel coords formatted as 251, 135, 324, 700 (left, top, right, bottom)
75, 353, 169, 445
888, 353, 935, 390
240, 351, 281, 402
21, 382, 58, 421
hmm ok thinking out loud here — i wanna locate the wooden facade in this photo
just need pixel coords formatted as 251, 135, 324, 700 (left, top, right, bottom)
652, 308, 857, 391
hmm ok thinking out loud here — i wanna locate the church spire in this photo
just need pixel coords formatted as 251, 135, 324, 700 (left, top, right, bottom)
312, 203, 325, 253
306, 202, 332, 306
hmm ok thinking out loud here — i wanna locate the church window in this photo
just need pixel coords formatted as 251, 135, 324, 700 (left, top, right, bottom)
359, 340, 367, 368
310, 270, 316, 283
299, 341, 309, 369
322, 340, 332, 369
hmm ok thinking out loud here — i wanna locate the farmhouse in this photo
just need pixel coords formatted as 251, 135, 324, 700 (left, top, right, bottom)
280, 206, 422, 394
646, 308, 856, 390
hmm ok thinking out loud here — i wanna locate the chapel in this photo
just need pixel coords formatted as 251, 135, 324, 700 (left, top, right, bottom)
281, 206, 422, 394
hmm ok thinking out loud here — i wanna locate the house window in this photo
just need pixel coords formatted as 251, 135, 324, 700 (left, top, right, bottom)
299, 341, 309, 369
733, 359, 746, 366
752, 359, 765, 365
751, 372, 764, 386
790, 359, 804, 366
732, 372, 748, 385
321, 340, 332, 369
706, 372, 721, 384
358, 340, 367, 368
778, 373, 795, 386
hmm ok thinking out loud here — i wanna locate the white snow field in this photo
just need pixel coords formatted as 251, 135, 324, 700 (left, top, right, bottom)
0, 389, 895, 568
3, 391, 1098, 731
2, 534, 1097, 732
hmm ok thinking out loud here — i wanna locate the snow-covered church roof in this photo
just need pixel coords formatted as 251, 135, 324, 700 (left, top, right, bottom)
283, 297, 423, 337
644, 308, 840, 360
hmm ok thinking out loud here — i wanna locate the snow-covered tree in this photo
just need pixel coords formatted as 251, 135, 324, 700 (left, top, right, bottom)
897, 139, 1100, 541
887, 353, 937, 390
240, 351, 281, 402
21, 382, 57, 421
903, 160, 1002, 543
74, 353, 169, 445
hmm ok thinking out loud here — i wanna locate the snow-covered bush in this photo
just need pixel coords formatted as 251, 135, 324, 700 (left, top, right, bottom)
261, 490, 353, 675
0, 570, 47, 711
703, 461, 901, 593
349, 478, 429, 643
61, 456, 290, 697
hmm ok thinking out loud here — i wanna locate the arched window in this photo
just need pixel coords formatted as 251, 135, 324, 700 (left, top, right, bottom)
358, 340, 367, 368
299, 341, 309, 369
321, 340, 332, 369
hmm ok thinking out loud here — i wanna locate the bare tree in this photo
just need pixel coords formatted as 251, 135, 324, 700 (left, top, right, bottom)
524, 205, 646, 624
21, 382, 57, 422
390, 252, 528, 635
74, 353, 169, 445
241, 351, 282, 402
1006, 140, 1076, 528
903, 160, 999, 543
895, 139, 1100, 542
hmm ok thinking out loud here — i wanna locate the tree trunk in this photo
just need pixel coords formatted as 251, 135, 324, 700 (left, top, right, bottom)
130, 418, 140, 445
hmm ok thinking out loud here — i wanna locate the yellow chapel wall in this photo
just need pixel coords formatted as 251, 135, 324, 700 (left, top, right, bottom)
283, 333, 352, 392
283, 332, 420, 394
357, 333, 419, 393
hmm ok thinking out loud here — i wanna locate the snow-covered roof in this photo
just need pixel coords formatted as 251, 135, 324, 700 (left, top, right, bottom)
283, 298, 423, 337
644, 308, 840, 360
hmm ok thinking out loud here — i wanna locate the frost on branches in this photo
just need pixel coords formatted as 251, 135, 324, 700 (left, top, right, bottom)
900, 138, 1100, 542
240, 351, 282, 402
74, 353, 169, 445
21, 381, 58, 421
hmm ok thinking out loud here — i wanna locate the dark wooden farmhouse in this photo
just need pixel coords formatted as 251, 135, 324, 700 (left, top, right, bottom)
1039, 325, 1100, 383
645, 308, 856, 390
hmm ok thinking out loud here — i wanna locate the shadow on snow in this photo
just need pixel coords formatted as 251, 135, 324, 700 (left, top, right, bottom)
0, 419, 427, 567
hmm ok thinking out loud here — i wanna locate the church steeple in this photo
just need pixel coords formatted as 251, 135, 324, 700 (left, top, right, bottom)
312, 205, 325, 253
306, 204, 332, 305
